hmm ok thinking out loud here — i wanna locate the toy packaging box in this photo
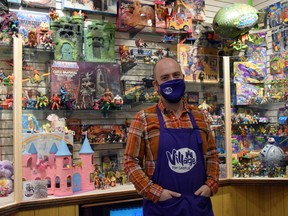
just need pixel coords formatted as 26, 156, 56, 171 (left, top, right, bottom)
177, 44, 219, 83
50, 61, 120, 110
62, 0, 117, 15
101, 154, 118, 173
266, 2, 282, 28
85, 124, 126, 144
22, 132, 74, 155
233, 62, 266, 84
117, 0, 155, 33
155, 0, 199, 33
13, 10, 51, 48
23, 180, 48, 201
21, 0, 56, 8
235, 83, 264, 105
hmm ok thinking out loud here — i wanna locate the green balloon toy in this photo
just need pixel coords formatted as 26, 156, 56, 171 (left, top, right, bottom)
212, 3, 259, 39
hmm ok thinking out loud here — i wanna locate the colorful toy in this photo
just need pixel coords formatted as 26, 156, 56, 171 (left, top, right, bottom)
260, 141, 285, 166
155, 0, 196, 32
49, 7, 59, 21
50, 16, 84, 61
213, 3, 258, 39
84, 20, 116, 62
51, 61, 120, 110
117, 0, 155, 31
22, 137, 94, 196
85, 124, 126, 144
113, 94, 124, 110
36, 93, 49, 109
39, 22, 53, 50
0, 160, 14, 196
50, 94, 61, 110
15, 11, 50, 47
233, 62, 265, 83
266, 2, 281, 28
0, 11, 18, 46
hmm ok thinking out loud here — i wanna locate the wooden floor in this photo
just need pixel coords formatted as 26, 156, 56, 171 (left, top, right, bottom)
10, 184, 288, 216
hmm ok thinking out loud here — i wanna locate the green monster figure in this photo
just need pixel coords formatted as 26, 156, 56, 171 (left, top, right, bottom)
36, 94, 49, 109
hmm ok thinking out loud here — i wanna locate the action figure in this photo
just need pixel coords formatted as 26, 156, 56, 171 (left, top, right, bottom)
50, 94, 61, 110
36, 93, 49, 109
113, 94, 123, 110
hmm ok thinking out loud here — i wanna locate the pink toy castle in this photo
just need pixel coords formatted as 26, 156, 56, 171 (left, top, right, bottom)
22, 136, 95, 196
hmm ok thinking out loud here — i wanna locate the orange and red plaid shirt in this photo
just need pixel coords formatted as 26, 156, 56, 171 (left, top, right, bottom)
124, 99, 220, 203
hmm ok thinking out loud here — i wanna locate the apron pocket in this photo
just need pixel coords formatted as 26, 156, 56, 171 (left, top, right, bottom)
195, 195, 210, 209
156, 196, 183, 208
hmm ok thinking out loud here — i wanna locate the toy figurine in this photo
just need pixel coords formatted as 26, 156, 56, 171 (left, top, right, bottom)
40, 32, 53, 50
50, 94, 61, 110
49, 8, 59, 21
36, 93, 49, 109
93, 99, 100, 110
30, 69, 44, 84
100, 88, 113, 111
113, 94, 123, 110
198, 71, 205, 81
26, 30, 38, 48
135, 39, 148, 54
3, 74, 14, 86
60, 86, 69, 104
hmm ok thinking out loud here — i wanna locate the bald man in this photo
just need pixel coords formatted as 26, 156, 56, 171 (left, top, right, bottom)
124, 57, 219, 216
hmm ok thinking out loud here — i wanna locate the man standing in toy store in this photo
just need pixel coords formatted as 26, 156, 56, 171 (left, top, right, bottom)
124, 57, 219, 216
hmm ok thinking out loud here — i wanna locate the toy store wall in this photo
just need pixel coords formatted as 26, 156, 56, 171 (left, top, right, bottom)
0, 0, 288, 216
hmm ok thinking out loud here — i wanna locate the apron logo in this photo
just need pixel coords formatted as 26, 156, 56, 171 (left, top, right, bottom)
166, 148, 197, 173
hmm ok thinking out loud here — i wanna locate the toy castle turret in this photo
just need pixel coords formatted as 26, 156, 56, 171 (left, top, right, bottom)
54, 139, 73, 196
78, 136, 95, 191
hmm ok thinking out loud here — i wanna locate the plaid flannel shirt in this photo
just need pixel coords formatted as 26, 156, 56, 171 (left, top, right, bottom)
124, 99, 220, 203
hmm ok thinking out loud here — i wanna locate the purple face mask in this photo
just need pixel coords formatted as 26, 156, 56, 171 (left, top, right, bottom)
159, 79, 185, 103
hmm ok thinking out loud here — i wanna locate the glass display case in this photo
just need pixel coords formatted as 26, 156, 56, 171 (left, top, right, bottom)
0, 38, 23, 209
223, 55, 288, 180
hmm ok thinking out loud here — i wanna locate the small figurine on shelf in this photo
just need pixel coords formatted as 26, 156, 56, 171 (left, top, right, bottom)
36, 93, 49, 109
93, 99, 100, 110
135, 39, 148, 54
40, 32, 53, 50
113, 94, 123, 110
198, 100, 213, 123
30, 69, 44, 84
65, 94, 76, 110
100, 88, 113, 111
49, 7, 59, 21
198, 70, 205, 81
60, 86, 69, 105
50, 94, 61, 110
26, 30, 38, 48
3, 74, 14, 86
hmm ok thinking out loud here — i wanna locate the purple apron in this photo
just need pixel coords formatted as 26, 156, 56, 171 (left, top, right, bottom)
143, 106, 213, 216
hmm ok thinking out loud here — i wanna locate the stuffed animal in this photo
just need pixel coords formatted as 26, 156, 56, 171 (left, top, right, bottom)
0, 160, 14, 196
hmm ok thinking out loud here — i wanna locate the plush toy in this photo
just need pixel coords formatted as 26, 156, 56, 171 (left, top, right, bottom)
0, 160, 14, 196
